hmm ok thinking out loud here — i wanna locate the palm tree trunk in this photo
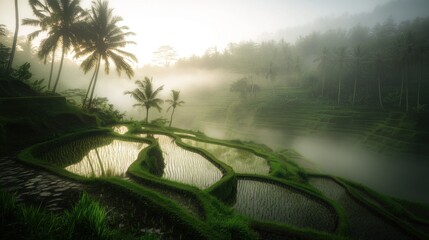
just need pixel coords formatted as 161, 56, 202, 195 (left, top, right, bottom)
6, 0, 19, 75
353, 76, 357, 105
87, 59, 101, 109
378, 74, 383, 110
399, 70, 404, 108
417, 64, 422, 107
52, 44, 66, 93
83, 59, 100, 108
47, 48, 56, 90
145, 107, 149, 123
337, 75, 341, 105
406, 77, 409, 113
321, 75, 325, 97
169, 107, 176, 127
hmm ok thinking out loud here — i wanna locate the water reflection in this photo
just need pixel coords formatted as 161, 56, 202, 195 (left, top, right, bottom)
112, 125, 129, 134
142, 134, 222, 189
233, 179, 336, 231
182, 139, 270, 175
41, 136, 147, 177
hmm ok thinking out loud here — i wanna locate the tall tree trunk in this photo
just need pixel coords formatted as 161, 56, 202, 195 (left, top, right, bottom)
169, 107, 176, 127
378, 74, 384, 109
337, 74, 341, 105
321, 73, 325, 97
83, 59, 100, 109
352, 76, 357, 105
406, 77, 409, 113
145, 107, 149, 123
47, 48, 56, 90
52, 44, 66, 93
87, 59, 101, 109
417, 64, 422, 107
399, 70, 404, 108
6, 0, 19, 75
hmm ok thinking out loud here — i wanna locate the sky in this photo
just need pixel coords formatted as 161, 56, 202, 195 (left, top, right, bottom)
0, 0, 390, 66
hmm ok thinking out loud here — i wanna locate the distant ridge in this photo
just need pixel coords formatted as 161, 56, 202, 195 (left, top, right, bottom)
261, 0, 429, 43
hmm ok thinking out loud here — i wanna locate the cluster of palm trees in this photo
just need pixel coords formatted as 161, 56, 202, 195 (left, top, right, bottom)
23, 0, 136, 109
125, 77, 184, 127
315, 31, 426, 111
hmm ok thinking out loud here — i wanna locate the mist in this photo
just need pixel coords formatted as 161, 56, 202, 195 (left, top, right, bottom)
2, 0, 429, 206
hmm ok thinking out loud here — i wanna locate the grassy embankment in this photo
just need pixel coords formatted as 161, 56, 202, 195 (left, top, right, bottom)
3, 79, 429, 239
199, 86, 429, 156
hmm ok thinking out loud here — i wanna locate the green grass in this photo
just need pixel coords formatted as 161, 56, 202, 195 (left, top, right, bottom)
0, 189, 158, 240
15, 122, 429, 239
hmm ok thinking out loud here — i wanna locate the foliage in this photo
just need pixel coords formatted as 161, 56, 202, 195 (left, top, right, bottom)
1, 189, 158, 240
166, 90, 184, 127
152, 45, 178, 66
88, 97, 126, 124
65, 193, 107, 239
76, 0, 136, 109
230, 78, 261, 100
10, 62, 47, 93
12, 62, 32, 81
124, 77, 164, 122
24, 0, 88, 93
178, 16, 429, 112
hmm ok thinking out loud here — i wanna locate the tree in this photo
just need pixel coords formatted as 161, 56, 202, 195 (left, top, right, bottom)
166, 90, 184, 127
373, 51, 388, 109
35, 0, 87, 93
23, 0, 57, 90
314, 47, 330, 97
396, 32, 414, 112
75, 0, 137, 109
230, 78, 250, 99
0, 24, 6, 36
333, 47, 347, 104
265, 62, 276, 95
350, 46, 365, 105
153, 45, 177, 66
6, 0, 19, 75
124, 77, 164, 123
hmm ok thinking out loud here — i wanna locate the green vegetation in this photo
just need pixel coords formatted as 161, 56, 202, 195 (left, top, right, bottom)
166, 90, 184, 127
76, 0, 136, 109
1, 1, 429, 239
0, 189, 156, 240
124, 77, 164, 123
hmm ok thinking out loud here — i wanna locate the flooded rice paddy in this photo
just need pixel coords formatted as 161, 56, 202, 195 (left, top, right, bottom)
112, 125, 129, 134
182, 139, 270, 175
146, 134, 222, 189
233, 179, 336, 231
309, 177, 414, 240
41, 135, 147, 177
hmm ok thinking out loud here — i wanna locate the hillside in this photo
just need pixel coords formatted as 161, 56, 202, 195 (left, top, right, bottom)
0, 79, 97, 154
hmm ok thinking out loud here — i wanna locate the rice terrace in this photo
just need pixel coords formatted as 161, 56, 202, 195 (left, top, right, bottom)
1, 0, 429, 239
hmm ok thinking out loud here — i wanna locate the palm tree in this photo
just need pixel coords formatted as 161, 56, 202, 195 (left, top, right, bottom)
373, 51, 388, 109
314, 47, 330, 97
395, 32, 414, 112
75, 0, 136, 109
35, 0, 87, 93
6, 0, 19, 75
350, 46, 365, 105
124, 77, 164, 123
333, 47, 347, 105
265, 61, 276, 95
23, 0, 57, 90
0, 24, 6, 36
166, 90, 184, 127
